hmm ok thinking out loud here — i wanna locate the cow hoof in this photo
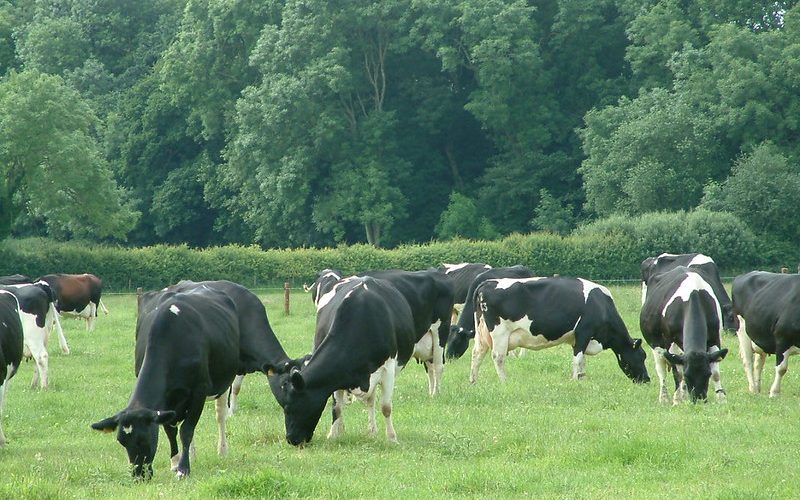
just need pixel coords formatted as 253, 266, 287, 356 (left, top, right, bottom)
175, 470, 188, 479
769, 392, 780, 398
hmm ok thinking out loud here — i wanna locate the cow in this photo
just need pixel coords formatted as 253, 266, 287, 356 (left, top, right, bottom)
91, 286, 240, 479
0, 274, 32, 285
308, 268, 453, 395
446, 265, 536, 360
0, 291, 24, 447
38, 273, 108, 332
140, 280, 292, 415
266, 276, 416, 446
641, 253, 737, 333
640, 266, 729, 403
0, 281, 68, 389
469, 276, 649, 385
437, 263, 492, 324
732, 271, 800, 397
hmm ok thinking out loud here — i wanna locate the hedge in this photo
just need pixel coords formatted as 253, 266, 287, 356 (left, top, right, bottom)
0, 211, 794, 291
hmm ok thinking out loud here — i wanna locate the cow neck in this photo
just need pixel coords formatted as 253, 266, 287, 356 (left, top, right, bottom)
682, 294, 709, 353
127, 349, 170, 410
300, 347, 360, 395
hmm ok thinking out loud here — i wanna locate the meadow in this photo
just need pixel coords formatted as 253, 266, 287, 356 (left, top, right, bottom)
0, 284, 798, 499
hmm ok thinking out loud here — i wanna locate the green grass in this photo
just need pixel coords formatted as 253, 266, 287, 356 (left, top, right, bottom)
1, 285, 798, 499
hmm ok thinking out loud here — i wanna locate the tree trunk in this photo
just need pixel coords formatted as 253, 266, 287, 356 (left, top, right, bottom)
444, 141, 464, 190
365, 222, 381, 247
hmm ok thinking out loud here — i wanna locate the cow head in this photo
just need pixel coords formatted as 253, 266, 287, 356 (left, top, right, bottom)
614, 338, 650, 383
265, 359, 327, 447
721, 303, 740, 333
446, 324, 473, 359
663, 349, 728, 402
91, 408, 176, 480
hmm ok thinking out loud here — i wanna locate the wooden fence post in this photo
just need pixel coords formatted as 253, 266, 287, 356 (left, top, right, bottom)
136, 287, 143, 313
284, 281, 290, 315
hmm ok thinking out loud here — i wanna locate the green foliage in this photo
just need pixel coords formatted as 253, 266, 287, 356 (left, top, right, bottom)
530, 189, 575, 235
435, 192, 498, 240
15, 17, 90, 74
701, 143, 800, 242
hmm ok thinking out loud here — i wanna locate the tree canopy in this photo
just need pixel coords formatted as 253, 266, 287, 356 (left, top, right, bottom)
0, 0, 798, 247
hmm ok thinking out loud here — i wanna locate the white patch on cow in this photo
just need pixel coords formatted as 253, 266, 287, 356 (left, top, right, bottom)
585, 339, 604, 355
169, 304, 180, 315
315, 277, 356, 311
442, 263, 471, 274
493, 277, 545, 290
687, 254, 714, 267
1, 322, 5, 328
660, 272, 722, 325
578, 278, 612, 302
504, 315, 575, 351
18, 310, 49, 390
122, 425, 133, 435
641, 282, 648, 305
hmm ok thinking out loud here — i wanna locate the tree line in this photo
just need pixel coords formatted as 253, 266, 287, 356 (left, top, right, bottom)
0, 0, 798, 249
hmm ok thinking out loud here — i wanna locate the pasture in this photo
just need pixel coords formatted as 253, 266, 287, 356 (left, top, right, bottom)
1, 284, 798, 499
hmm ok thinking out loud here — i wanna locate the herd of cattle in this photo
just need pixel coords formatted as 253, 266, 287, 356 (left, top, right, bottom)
0, 255, 798, 480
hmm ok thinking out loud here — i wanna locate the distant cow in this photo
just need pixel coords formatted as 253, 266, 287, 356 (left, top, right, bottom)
437, 263, 492, 323
38, 273, 108, 331
470, 277, 649, 384
732, 271, 800, 397
0, 281, 68, 389
306, 269, 345, 311
0, 275, 32, 285
640, 266, 728, 403
447, 265, 535, 359
267, 276, 416, 446
0, 291, 23, 447
641, 253, 737, 332
141, 280, 291, 415
91, 286, 240, 479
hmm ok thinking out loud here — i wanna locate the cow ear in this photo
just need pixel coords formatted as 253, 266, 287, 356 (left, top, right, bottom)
632, 338, 642, 349
707, 349, 728, 363
662, 352, 684, 366
91, 414, 120, 433
290, 369, 305, 391
155, 410, 176, 425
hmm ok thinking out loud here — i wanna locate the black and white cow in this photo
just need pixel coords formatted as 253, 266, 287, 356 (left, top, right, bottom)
0, 275, 32, 285
141, 280, 292, 415
732, 271, 800, 397
0, 281, 67, 389
437, 263, 492, 323
91, 286, 240, 479
469, 277, 649, 384
640, 266, 728, 403
308, 269, 453, 395
0, 290, 23, 448
641, 253, 737, 332
446, 265, 535, 360
38, 273, 108, 332
267, 276, 416, 446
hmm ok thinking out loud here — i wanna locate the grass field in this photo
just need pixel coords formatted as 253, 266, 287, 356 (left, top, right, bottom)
1, 284, 798, 499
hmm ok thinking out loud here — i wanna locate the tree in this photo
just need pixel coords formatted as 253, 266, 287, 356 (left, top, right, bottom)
530, 189, 575, 235
434, 192, 497, 240
0, 70, 138, 239
701, 143, 800, 241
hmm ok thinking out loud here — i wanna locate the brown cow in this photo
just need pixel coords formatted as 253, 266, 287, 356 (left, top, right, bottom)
37, 274, 108, 331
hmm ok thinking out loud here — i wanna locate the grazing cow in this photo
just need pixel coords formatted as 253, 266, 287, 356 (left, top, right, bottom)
640, 266, 728, 403
446, 265, 535, 359
0, 281, 67, 389
267, 276, 416, 446
0, 275, 32, 285
437, 263, 492, 323
641, 253, 737, 332
91, 286, 240, 479
305, 269, 344, 311
38, 273, 108, 332
0, 291, 24, 447
732, 271, 800, 397
469, 277, 649, 384
141, 280, 291, 415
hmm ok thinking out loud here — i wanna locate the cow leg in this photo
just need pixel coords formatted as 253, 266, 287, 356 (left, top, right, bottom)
25, 328, 48, 390
99, 299, 109, 315
359, 369, 383, 437
736, 317, 757, 393
753, 348, 767, 394
769, 341, 799, 398
175, 396, 204, 478
0, 381, 6, 447
380, 358, 399, 443
327, 390, 347, 439
164, 423, 180, 471
708, 345, 726, 402
214, 396, 228, 456
469, 319, 491, 384
48, 304, 69, 355
227, 375, 244, 416
431, 341, 444, 395
490, 327, 511, 383
652, 348, 670, 403
87, 302, 97, 332
669, 344, 686, 404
